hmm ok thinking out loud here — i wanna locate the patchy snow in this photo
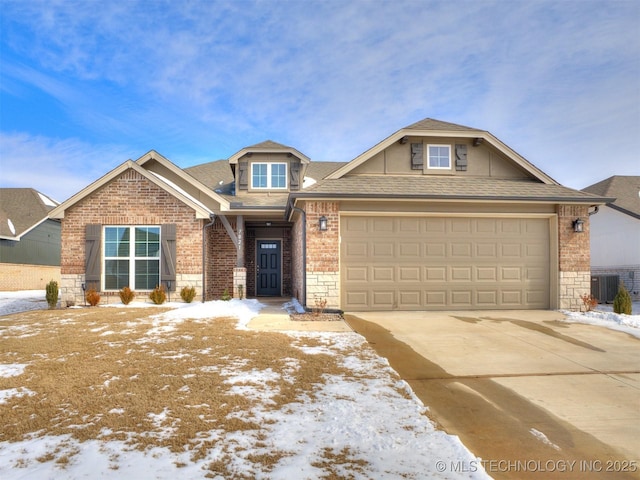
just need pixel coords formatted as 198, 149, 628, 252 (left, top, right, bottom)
560, 301, 640, 339
2, 291, 639, 479
0, 290, 48, 315
7, 218, 16, 236
37, 192, 58, 207
530, 428, 560, 451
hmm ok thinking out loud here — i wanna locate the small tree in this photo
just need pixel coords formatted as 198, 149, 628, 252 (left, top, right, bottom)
45, 280, 58, 309
180, 286, 196, 303
119, 286, 135, 305
149, 285, 166, 305
613, 283, 632, 315
86, 288, 101, 307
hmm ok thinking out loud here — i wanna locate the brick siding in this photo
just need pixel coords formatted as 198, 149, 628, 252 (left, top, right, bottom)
60, 170, 203, 305
304, 201, 340, 308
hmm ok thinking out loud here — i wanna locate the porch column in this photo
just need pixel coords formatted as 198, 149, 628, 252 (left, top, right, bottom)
218, 214, 247, 299
234, 215, 246, 299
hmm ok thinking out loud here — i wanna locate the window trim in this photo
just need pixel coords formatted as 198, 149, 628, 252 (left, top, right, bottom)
103, 225, 161, 291
427, 144, 452, 170
250, 162, 288, 190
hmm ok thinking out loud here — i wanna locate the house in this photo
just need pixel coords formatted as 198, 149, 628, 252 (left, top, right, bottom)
0, 188, 61, 290
49, 118, 610, 311
583, 176, 640, 301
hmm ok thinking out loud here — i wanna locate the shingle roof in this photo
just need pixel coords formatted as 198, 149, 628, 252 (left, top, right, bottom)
583, 176, 640, 219
0, 188, 59, 239
298, 175, 608, 202
404, 118, 478, 131
184, 160, 347, 208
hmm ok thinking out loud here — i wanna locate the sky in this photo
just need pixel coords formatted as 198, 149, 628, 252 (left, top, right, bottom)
0, 0, 638, 203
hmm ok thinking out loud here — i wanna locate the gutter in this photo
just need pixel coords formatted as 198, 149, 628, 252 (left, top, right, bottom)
287, 198, 307, 308
202, 213, 216, 302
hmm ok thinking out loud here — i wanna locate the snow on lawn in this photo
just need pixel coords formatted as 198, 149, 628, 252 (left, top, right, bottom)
0, 290, 48, 315
0, 293, 491, 479
561, 301, 640, 339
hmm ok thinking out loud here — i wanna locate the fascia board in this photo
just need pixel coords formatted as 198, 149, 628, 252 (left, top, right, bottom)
49, 160, 212, 220
135, 150, 231, 210
6, 216, 56, 241
326, 128, 558, 185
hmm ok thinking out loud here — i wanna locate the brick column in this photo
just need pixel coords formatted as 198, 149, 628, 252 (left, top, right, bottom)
305, 201, 340, 309
558, 205, 590, 310
233, 267, 246, 299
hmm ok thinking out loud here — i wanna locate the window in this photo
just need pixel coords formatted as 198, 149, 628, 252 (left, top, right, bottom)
251, 163, 287, 189
427, 145, 451, 169
104, 226, 160, 290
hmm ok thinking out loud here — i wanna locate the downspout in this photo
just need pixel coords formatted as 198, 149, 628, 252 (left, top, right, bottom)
288, 199, 307, 307
202, 213, 216, 302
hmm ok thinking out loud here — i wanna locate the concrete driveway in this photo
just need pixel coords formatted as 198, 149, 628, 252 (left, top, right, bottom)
344, 311, 640, 480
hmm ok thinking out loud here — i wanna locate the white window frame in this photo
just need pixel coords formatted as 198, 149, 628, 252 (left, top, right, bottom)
251, 162, 288, 189
427, 144, 452, 170
103, 226, 161, 291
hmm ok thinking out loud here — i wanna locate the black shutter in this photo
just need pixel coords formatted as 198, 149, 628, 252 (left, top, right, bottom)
411, 143, 423, 170
161, 224, 177, 290
85, 224, 101, 289
455, 144, 468, 171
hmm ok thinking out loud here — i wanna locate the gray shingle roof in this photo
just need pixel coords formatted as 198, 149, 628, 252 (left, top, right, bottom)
404, 118, 479, 132
298, 175, 608, 202
0, 188, 59, 238
583, 176, 640, 218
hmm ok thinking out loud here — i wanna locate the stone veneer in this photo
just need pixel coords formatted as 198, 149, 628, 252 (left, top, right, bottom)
304, 201, 340, 309
60, 170, 203, 306
558, 205, 591, 310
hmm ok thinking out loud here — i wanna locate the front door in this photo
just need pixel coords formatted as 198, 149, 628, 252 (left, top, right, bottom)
256, 240, 281, 296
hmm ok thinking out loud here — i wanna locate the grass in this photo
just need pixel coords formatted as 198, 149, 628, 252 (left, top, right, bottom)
0, 307, 380, 477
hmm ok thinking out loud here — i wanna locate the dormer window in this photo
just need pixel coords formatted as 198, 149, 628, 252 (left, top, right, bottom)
251, 162, 287, 189
427, 145, 451, 169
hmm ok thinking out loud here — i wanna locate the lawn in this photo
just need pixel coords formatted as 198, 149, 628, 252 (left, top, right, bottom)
0, 299, 487, 479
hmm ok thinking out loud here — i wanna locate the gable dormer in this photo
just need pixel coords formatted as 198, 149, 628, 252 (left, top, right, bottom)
228, 140, 311, 193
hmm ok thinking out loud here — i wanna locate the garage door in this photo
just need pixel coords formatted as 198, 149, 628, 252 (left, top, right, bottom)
341, 216, 550, 311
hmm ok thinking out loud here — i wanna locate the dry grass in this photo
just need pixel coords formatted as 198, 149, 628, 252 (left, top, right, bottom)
0, 307, 374, 477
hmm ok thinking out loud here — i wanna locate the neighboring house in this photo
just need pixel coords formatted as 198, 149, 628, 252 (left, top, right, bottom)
49, 118, 610, 311
583, 176, 640, 301
0, 188, 61, 291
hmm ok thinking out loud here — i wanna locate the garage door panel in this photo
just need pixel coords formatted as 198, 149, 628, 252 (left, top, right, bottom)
341, 216, 550, 311
372, 267, 394, 281
399, 266, 421, 281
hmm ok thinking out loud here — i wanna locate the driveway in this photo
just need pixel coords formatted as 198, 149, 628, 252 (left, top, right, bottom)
344, 311, 640, 480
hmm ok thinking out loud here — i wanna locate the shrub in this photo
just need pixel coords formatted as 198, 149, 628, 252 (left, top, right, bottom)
149, 285, 166, 305
180, 286, 196, 303
86, 288, 101, 307
579, 293, 598, 312
119, 286, 135, 305
613, 283, 632, 315
45, 280, 58, 309
221, 288, 232, 301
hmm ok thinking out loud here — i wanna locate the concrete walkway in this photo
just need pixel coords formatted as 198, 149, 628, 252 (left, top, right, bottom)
247, 297, 352, 332
345, 311, 640, 480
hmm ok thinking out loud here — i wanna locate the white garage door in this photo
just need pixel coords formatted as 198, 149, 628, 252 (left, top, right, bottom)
341, 216, 550, 311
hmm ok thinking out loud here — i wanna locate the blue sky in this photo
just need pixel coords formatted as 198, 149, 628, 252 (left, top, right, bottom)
1, 0, 638, 202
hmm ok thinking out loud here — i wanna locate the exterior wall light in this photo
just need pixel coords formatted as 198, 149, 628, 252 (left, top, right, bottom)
319, 216, 328, 231
572, 218, 584, 233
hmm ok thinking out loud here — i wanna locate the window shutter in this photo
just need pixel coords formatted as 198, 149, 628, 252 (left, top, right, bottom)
410, 143, 423, 170
238, 161, 248, 190
455, 144, 468, 171
290, 161, 300, 190
161, 224, 177, 290
85, 224, 101, 288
